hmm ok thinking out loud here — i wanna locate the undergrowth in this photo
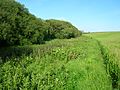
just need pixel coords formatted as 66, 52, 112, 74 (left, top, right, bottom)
0, 37, 112, 90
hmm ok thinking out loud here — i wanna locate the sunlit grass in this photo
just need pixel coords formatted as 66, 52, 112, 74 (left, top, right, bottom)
86, 32, 120, 89
0, 36, 112, 90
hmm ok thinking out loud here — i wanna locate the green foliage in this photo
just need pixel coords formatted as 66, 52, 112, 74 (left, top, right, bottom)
0, 0, 82, 46
0, 37, 112, 90
0, 0, 29, 46
46, 19, 82, 39
86, 32, 120, 89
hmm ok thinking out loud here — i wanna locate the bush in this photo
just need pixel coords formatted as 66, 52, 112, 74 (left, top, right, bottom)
46, 19, 82, 39
0, 0, 82, 47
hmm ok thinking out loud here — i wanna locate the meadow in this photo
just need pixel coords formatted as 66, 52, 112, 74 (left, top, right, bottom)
1, 0, 120, 90
0, 36, 112, 90
86, 32, 120, 89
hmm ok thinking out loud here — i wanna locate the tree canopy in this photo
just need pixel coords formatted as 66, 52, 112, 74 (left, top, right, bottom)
46, 19, 82, 39
0, 0, 82, 46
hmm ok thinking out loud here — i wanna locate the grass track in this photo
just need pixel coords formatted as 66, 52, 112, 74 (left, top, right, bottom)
0, 36, 112, 90
85, 32, 120, 89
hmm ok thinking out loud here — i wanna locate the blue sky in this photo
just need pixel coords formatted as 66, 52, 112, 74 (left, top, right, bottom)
17, 0, 120, 32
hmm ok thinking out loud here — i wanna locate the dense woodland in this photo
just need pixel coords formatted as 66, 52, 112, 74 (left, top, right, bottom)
0, 0, 82, 46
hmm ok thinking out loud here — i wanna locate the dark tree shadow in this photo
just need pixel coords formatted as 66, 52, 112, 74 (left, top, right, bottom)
0, 46, 33, 63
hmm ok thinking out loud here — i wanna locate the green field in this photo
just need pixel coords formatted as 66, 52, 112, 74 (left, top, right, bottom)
0, 32, 120, 90
85, 32, 120, 89
0, 36, 112, 90
1, 0, 120, 90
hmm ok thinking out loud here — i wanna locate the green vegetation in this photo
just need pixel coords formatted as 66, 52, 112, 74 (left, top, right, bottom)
0, 36, 112, 90
86, 32, 120, 89
45, 19, 81, 39
0, 0, 120, 90
0, 0, 81, 46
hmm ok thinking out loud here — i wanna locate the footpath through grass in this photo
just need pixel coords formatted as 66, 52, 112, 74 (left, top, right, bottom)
85, 32, 120, 89
0, 36, 112, 90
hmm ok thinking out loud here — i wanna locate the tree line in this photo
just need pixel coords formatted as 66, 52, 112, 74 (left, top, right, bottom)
0, 0, 82, 46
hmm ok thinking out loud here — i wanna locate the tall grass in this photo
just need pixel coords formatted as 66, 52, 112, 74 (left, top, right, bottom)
98, 41, 120, 89
0, 37, 112, 90
86, 32, 120, 89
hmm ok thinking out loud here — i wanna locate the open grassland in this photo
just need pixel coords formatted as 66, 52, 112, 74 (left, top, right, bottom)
85, 32, 120, 89
0, 36, 112, 90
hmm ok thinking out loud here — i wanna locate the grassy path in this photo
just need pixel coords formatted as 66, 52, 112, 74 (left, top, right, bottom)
85, 32, 120, 89
0, 36, 112, 90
